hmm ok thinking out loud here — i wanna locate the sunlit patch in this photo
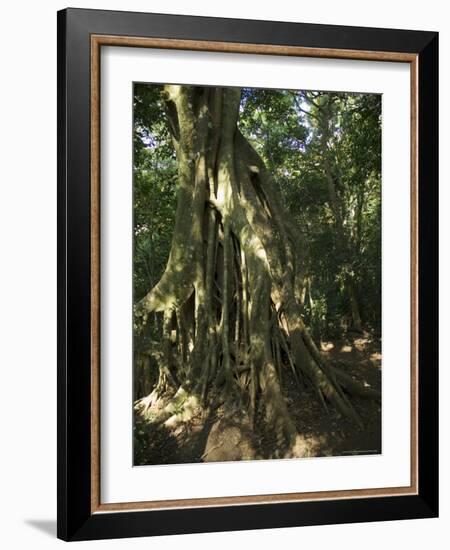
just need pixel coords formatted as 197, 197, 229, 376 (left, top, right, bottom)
354, 337, 370, 351
320, 341, 335, 352
289, 434, 324, 458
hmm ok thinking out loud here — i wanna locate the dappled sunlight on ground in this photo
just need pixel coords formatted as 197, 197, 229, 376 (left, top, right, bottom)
134, 334, 382, 466
340, 344, 353, 353
320, 341, 335, 352
322, 334, 382, 370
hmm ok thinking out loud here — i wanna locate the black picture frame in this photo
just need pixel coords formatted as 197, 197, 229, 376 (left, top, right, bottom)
57, 7, 438, 541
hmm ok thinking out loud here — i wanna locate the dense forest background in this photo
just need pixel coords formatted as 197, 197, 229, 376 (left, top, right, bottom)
133, 84, 382, 465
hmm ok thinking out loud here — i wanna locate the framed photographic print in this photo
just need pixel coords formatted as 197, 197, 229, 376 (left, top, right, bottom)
57, 8, 438, 541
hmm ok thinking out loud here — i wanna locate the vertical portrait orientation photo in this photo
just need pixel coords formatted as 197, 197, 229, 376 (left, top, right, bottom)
132, 83, 382, 466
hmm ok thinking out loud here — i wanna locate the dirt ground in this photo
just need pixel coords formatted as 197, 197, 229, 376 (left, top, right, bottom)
283, 334, 382, 458
133, 333, 381, 466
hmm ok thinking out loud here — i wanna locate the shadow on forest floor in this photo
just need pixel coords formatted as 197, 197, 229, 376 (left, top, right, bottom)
134, 404, 218, 465
284, 333, 382, 458
134, 333, 381, 466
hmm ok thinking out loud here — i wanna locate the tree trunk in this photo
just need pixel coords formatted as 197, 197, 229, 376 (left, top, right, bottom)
346, 276, 363, 333
135, 86, 364, 458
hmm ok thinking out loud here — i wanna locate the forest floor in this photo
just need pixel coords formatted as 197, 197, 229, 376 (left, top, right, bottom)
134, 333, 382, 466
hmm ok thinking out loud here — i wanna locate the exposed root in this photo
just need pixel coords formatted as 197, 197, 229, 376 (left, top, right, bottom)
136, 386, 204, 432
332, 367, 381, 400
134, 389, 166, 416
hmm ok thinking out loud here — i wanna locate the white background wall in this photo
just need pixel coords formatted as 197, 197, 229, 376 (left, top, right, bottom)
0, 1, 447, 548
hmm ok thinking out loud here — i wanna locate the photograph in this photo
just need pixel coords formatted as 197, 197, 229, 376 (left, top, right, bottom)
132, 83, 383, 466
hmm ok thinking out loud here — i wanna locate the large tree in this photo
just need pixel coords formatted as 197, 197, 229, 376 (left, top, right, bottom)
135, 85, 376, 459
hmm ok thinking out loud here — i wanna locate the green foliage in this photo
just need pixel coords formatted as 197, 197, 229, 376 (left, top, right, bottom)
133, 84, 178, 345
134, 84, 382, 341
